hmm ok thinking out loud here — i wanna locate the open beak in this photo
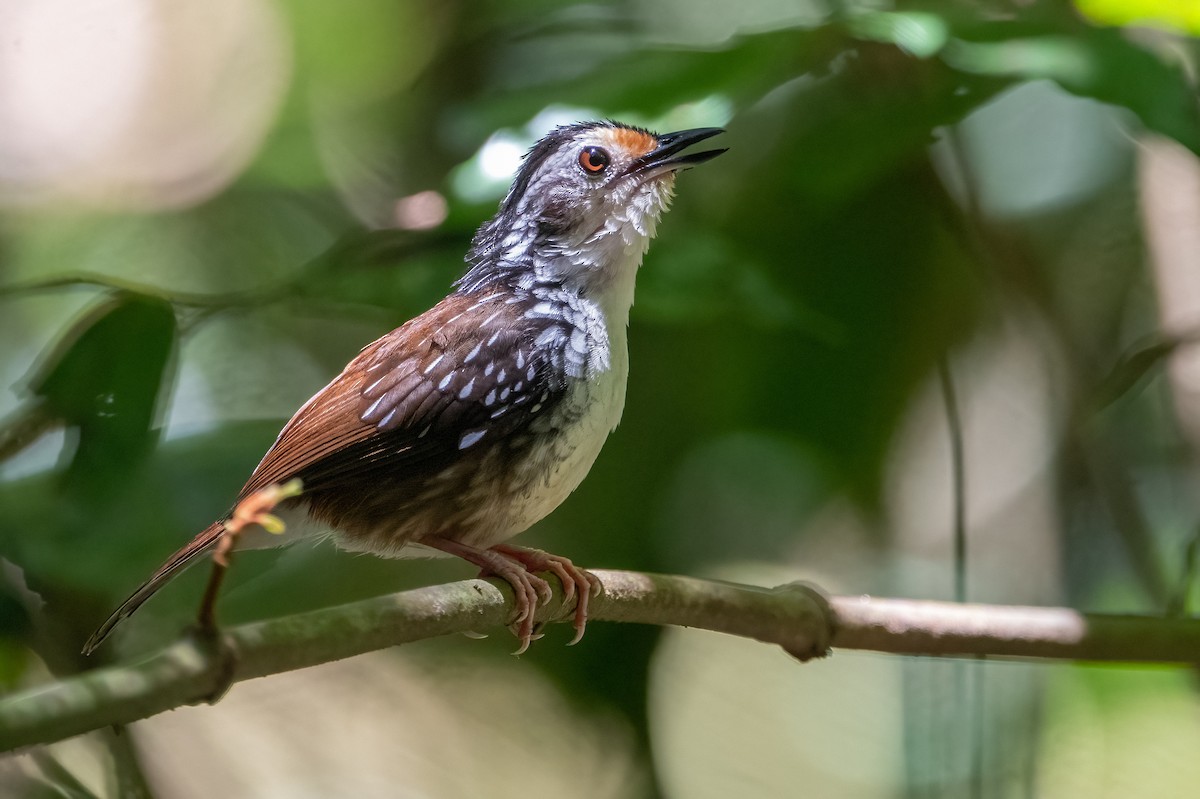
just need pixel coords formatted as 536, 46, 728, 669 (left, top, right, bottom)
629, 127, 727, 175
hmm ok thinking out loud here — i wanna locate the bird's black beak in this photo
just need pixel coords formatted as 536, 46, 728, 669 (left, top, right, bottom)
630, 127, 727, 174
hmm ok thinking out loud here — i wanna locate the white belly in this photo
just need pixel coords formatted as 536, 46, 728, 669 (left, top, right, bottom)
499, 341, 628, 537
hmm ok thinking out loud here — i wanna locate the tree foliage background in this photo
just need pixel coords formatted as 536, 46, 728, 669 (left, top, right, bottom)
2, 0, 1200, 796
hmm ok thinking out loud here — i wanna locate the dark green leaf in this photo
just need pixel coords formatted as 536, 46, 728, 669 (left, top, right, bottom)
29, 293, 177, 500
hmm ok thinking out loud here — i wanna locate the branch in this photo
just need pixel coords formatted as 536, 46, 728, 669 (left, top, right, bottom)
3, 570, 1199, 752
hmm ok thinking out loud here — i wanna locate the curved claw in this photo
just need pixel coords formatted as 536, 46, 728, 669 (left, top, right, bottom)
420, 538, 599, 653
505, 569, 551, 654
493, 545, 599, 648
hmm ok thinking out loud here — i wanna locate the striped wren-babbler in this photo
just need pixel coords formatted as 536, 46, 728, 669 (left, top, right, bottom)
84, 121, 726, 655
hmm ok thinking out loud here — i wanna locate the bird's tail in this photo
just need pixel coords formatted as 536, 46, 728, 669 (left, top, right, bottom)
82, 521, 225, 655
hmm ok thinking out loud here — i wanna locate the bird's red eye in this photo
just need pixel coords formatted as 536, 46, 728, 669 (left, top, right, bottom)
578, 146, 610, 175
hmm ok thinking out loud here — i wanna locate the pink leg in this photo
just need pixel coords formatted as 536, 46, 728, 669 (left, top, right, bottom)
422, 538, 550, 654
421, 538, 599, 652
492, 544, 601, 646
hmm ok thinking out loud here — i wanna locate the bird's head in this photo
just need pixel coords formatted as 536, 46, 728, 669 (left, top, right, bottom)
462, 121, 725, 297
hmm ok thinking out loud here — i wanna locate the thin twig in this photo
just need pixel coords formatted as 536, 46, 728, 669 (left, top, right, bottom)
938, 358, 968, 604
29, 747, 100, 798
100, 727, 156, 799
943, 126, 983, 799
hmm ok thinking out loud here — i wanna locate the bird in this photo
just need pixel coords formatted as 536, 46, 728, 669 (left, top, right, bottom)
83, 120, 726, 656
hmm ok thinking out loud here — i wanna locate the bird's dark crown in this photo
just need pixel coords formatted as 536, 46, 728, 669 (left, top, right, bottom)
497, 120, 653, 219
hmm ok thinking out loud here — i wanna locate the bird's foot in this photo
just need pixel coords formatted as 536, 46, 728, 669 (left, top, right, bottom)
491, 544, 601, 646
421, 538, 598, 653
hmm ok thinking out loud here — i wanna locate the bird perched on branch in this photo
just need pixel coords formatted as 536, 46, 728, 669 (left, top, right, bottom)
84, 120, 726, 655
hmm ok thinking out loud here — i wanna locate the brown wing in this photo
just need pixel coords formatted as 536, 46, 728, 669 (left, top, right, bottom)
238, 288, 565, 501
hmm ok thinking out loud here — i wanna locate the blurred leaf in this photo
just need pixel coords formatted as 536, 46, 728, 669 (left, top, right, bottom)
1090, 337, 1179, 411
28, 293, 176, 500
849, 11, 950, 58
0, 640, 29, 691
0, 582, 32, 689
944, 28, 1200, 152
719, 77, 987, 498
0, 586, 32, 640
943, 79, 1133, 219
636, 230, 832, 335
7, 193, 343, 297
467, 26, 845, 134
0, 420, 283, 639
1076, 0, 1200, 35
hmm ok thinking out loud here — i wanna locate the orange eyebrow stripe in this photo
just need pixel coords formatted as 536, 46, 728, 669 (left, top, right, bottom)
605, 127, 657, 158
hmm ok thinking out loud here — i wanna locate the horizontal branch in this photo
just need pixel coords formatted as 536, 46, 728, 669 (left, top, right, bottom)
3, 570, 1199, 752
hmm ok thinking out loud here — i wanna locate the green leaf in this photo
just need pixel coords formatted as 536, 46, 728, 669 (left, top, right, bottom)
1076, 0, 1200, 36
944, 28, 1200, 153
848, 11, 950, 59
29, 293, 177, 500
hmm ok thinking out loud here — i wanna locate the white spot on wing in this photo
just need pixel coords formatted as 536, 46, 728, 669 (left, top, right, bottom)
459, 429, 486, 449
